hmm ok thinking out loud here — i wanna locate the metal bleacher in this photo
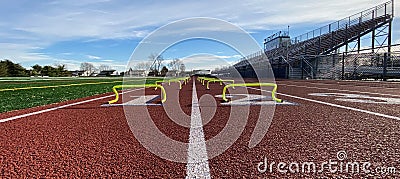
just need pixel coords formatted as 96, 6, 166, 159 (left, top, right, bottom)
231, 0, 394, 79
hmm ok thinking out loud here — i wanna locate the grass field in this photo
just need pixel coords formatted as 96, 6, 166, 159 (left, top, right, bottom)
0, 77, 161, 113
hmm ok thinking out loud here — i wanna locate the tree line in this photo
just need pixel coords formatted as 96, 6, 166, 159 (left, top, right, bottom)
0, 60, 69, 77
0, 60, 116, 77
0, 55, 185, 77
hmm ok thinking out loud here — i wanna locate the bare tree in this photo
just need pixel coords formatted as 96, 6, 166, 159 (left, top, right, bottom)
99, 64, 111, 72
80, 62, 95, 75
168, 58, 182, 71
134, 62, 144, 70
156, 56, 164, 73
134, 61, 152, 70
148, 54, 156, 71
148, 53, 164, 73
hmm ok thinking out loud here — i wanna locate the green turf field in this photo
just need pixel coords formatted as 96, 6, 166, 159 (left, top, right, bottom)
0, 77, 161, 113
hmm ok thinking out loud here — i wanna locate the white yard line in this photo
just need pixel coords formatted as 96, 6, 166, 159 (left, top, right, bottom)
186, 80, 211, 179
0, 88, 142, 123
247, 87, 400, 121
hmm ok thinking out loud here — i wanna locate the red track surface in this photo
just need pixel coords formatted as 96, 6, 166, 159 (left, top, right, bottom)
1, 78, 400, 178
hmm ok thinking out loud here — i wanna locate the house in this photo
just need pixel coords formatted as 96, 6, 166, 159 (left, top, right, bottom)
126, 68, 147, 77
98, 70, 118, 77
70, 70, 85, 77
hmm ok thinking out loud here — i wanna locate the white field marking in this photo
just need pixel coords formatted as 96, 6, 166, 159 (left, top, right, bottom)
284, 81, 399, 91
101, 95, 161, 106
0, 88, 143, 123
279, 84, 400, 98
215, 94, 296, 106
186, 80, 211, 179
247, 87, 400, 121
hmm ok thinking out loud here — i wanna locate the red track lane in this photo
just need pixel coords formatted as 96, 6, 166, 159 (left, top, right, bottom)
1, 78, 400, 178
0, 85, 190, 178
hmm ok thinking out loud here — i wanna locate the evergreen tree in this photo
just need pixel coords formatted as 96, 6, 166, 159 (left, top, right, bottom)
0, 62, 7, 77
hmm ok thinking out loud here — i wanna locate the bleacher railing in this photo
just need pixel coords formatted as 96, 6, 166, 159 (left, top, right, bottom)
291, 0, 393, 44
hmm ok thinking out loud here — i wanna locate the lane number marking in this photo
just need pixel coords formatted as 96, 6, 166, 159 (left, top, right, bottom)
216, 94, 296, 106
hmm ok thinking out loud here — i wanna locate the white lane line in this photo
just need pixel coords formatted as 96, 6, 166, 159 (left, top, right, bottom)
247, 87, 400, 121
186, 80, 211, 179
280, 84, 400, 98
0, 88, 142, 123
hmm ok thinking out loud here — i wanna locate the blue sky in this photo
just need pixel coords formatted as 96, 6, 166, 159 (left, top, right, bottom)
0, 0, 399, 72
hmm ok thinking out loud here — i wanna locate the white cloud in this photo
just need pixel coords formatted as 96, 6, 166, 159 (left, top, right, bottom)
0, 43, 53, 64
214, 55, 242, 59
180, 53, 240, 70
61, 52, 73, 55
2, 0, 392, 42
87, 55, 102, 60
182, 54, 240, 63
0, 0, 398, 68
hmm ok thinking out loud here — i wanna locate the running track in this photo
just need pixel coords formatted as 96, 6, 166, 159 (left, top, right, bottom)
1, 78, 400, 178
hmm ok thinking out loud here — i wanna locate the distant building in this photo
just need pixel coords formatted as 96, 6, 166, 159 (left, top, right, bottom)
97, 70, 118, 77
166, 70, 178, 77
70, 70, 85, 76
126, 68, 147, 77
192, 69, 211, 76
263, 31, 290, 51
